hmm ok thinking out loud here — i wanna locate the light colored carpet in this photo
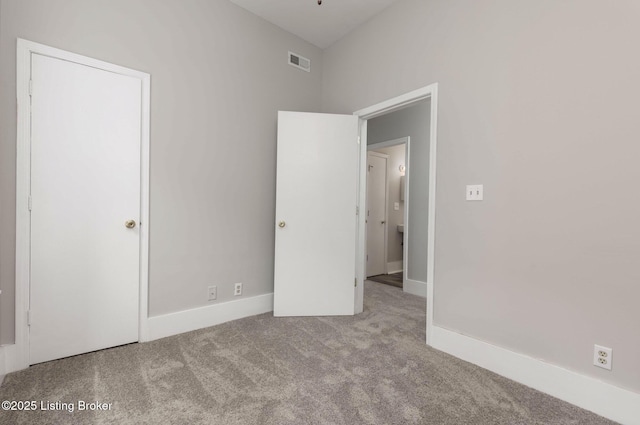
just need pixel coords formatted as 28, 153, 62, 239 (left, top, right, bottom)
0, 281, 614, 424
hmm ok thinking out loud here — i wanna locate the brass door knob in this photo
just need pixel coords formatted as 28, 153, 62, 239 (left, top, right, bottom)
278, 221, 286, 228
125, 220, 137, 229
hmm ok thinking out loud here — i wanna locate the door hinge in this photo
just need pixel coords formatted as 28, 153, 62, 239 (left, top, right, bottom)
28, 196, 32, 211
356, 206, 359, 215
27, 310, 31, 326
29, 79, 33, 96
354, 278, 357, 287
357, 136, 361, 145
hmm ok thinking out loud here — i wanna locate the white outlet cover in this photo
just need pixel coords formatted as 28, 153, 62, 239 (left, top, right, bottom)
593, 344, 612, 371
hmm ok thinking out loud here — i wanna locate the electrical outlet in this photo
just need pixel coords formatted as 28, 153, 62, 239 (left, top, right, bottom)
234, 283, 242, 296
593, 344, 612, 370
207, 285, 217, 301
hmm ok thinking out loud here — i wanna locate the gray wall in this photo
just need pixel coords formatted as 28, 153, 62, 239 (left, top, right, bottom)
368, 101, 430, 283
0, 0, 322, 344
373, 144, 406, 265
323, 0, 640, 392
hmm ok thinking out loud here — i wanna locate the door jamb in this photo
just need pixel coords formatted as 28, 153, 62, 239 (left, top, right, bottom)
366, 151, 389, 277
368, 138, 410, 290
354, 84, 438, 345
12, 39, 151, 372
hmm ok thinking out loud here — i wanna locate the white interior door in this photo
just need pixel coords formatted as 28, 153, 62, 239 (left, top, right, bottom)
366, 152, 388, 277
274, 111, 359, 316
29, 53, 141, 364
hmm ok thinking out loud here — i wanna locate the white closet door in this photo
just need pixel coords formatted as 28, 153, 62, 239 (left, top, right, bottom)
30, 53, 141, 364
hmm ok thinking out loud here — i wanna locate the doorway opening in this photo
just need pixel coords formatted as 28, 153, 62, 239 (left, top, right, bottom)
272, 84, 437, 345
366, 140, 408, 290
354, 84, 438, 345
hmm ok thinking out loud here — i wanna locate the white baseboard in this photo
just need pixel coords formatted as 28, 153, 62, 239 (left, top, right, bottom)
387, 261, 403, 274
0, 345, 5, 382
430, 325, 640, 425
404, 278, 426, 298
0, 343, 21, 377
147, 293, 274, 341
0, 294, 274, 375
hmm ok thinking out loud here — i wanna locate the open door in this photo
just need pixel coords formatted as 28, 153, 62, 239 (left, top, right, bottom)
274, 111, 359, 316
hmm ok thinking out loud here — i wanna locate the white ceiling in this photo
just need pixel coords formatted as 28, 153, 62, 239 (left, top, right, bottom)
229, 0, 402, 49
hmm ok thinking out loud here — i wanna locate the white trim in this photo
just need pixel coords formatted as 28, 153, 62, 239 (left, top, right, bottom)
14, 38, 31, 374
1, 344, 19, 376
431, 326, 640, 425
403, 279, 427, 298
367, 137, 409, 151
354, 119, 368, 314
354, 84, 438, 345
355, 86, 435, 120
386, 261, 403, 274
138, 60, 152, 343
147, 294, 274, 341
0, 345, 5, 379
367, 151, 389, 158
403, 140, 410, 294
13, 39, 151, 372
426, 85, 438, 346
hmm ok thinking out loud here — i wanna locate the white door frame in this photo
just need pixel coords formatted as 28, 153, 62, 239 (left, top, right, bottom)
354, 84, 438, 346
368, 137, 410, 287
366, 150, 390, 276
11, 39, 151, 372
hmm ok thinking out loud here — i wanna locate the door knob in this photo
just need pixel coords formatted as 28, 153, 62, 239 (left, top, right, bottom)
381, 221, 386, 224
278, 221, 286, 228
125, 220, 137, 229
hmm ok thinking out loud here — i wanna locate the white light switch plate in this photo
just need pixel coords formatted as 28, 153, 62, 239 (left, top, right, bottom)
466, 184, 484, 201
394, 202, 400, 211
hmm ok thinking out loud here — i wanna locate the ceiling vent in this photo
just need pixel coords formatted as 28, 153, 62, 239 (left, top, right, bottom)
288, 51, 311, 72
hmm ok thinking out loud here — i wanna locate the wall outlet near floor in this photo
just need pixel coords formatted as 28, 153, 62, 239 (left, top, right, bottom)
234, 283, 243, 296
207, 285, 217, 301
593, 344, 612, 370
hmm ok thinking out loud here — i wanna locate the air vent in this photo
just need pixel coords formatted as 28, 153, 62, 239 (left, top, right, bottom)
288, 51, 311, 72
